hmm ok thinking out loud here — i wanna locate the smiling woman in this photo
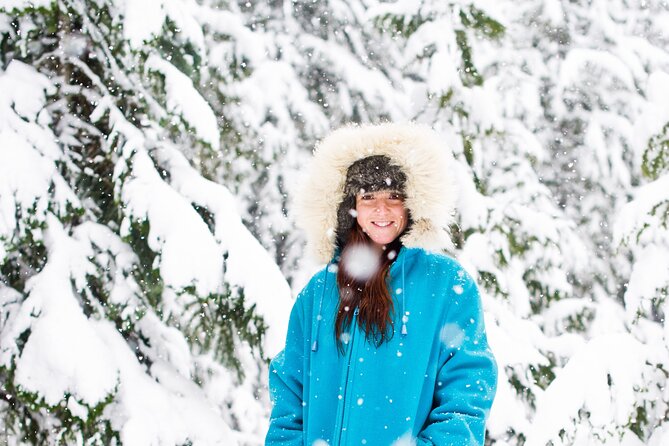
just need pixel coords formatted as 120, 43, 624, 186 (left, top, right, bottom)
266, 122, 497, 446
333, 155, 412, 353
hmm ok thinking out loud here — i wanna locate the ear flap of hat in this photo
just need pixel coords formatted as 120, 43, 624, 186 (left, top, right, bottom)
335, 194, 356, 253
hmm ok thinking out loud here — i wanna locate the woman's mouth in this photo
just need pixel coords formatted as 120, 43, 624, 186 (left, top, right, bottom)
372, 221, 393, 227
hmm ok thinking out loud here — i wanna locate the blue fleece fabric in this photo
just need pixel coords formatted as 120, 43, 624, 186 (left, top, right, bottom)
266, 247, 497, 446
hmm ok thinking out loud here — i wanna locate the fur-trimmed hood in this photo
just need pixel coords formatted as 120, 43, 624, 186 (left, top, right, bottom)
295, 122, 457, 263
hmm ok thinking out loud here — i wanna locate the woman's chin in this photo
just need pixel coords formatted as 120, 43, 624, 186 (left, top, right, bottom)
367, 233, 399, 246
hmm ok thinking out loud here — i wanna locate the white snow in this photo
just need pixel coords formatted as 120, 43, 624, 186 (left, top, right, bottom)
624, 244, 669, 317
122, 0, 165, 48
390, 432, 417, 446
559, 49, 636, 92
145, 55, 220, 150
405, 18, 461, 94
121, 148, 225, 296
0, 60, 77, 257
95, 319, 238, 446
154, 144, 293, 358
0, 0, 52, 10
615, 174, 669, 246
9, 218, 118, 407
122, 0, 204, 52
526, 334, 650, 445
0, 212, 242, 445
161, 0, 206, 52
0, 129, 54, 238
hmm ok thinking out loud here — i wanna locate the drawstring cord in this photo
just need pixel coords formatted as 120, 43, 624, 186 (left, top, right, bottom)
311, 263, 329, 352
400, 253, 408, 336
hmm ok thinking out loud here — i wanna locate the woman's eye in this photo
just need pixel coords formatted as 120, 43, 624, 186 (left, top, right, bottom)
361, 194, 374, 200
388, 193, 403, 201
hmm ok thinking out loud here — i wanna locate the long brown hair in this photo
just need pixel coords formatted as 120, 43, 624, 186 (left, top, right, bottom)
335, 224, 402, 353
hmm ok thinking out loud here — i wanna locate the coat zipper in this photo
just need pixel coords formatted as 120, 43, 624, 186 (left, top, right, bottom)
335, 307, 359, 446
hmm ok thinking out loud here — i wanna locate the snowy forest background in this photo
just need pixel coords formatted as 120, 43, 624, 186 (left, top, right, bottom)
1, 0, 668, 445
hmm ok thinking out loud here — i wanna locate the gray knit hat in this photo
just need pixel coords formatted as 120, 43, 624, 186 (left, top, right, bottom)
335, 155, 408, 250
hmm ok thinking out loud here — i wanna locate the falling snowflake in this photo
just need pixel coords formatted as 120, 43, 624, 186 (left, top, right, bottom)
439, 323, 465, 349
341, 244, 381, 281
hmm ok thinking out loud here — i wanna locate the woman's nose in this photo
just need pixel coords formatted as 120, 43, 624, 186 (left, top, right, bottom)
375, 200, 390, 212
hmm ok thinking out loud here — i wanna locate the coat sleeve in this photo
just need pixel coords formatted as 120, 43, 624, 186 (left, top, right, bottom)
265, 288, 308, 445
416, 273, 498, 446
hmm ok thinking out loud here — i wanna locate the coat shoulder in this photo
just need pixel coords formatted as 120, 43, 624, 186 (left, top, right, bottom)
296, 265, 337, 307
408, 249, 473, 283
405, 249, 481, 319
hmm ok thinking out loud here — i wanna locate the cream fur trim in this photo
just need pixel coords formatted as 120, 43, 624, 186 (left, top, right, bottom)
294, 122, 457, 263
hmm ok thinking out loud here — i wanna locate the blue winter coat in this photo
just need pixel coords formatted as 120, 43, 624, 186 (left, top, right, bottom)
266, 247, 497, 446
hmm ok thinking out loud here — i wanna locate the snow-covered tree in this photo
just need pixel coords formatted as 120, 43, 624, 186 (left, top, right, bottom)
506, 2, 669, 444
613, 61, 669, 446
0, 1, 291, 444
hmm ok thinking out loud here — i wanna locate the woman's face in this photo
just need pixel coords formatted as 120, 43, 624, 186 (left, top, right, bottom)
355, 190, 408, 247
